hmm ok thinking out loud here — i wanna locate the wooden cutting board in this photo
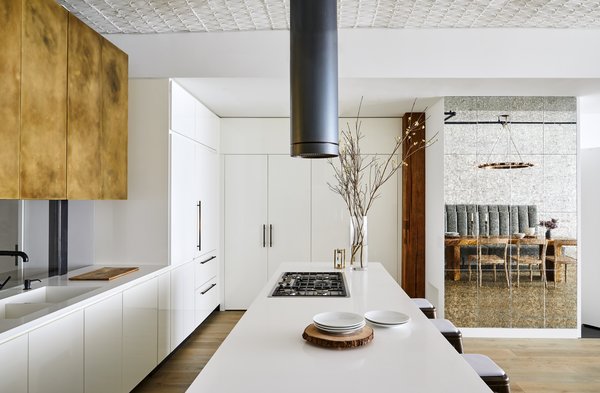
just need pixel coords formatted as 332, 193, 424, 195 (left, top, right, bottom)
302, 324, 373, 349
69, 267, 139, 281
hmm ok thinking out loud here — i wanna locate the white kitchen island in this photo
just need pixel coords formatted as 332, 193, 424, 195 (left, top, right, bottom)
187, 263, 491, 393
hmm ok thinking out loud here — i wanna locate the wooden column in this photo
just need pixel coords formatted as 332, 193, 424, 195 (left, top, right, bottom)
401, 112, 426, 298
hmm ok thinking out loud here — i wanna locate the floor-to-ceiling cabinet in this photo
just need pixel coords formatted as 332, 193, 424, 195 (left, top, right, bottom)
221, 118, 402, 310
224, 155, 311, 309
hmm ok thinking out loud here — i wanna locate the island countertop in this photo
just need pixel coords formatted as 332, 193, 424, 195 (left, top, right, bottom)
187, 262, 490, 393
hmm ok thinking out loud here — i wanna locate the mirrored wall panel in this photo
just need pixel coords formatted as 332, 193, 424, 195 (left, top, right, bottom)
443, 96, 577, 329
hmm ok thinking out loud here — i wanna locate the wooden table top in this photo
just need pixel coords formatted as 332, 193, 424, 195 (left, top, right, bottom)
444, 236, 577, 246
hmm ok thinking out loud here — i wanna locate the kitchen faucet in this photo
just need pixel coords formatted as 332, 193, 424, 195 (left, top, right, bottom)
0, 250, 29, 263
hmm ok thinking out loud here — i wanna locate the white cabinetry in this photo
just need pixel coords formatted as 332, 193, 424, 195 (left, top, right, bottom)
0, 334, 27, 393
84, 293, 123, 393
170, 261, 195, 350
170, 136, 218, 265
29, 311, 84, 393
123, 279, 158, 392
170, 132, 199, 266
158, 271, 171, 362
224, 155, 311, 309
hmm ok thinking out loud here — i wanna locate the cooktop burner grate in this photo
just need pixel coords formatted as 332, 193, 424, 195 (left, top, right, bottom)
270, 271, 349, 297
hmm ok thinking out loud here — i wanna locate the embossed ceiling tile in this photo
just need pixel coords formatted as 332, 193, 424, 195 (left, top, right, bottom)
57, 0, 600, 34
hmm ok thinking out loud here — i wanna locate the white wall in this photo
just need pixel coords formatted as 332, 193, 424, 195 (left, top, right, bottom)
106, 29, 600, 79
94, 79, 170, 266
425, 99, 445, 315
580, 95, 600, 328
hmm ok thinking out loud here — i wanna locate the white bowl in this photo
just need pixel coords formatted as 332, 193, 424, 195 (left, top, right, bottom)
513, 233, 525, 239
526, 228, 536, 236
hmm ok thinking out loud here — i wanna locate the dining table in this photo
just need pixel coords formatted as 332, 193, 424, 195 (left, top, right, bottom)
444, 236, 577, 282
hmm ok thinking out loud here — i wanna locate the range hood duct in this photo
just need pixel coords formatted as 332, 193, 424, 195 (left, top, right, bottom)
290, 0, 339, 158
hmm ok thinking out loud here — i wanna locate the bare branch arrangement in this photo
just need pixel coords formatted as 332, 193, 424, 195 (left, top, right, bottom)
328, 99, 438, 267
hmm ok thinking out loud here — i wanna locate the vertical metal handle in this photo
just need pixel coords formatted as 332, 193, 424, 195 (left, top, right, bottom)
270, 224, 273, 247
263, 225, 266, 247
197, 201, 202, 251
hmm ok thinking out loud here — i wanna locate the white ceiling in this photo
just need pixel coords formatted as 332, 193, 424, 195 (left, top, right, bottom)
60, 0, 600, 34
175, 77, 600, 117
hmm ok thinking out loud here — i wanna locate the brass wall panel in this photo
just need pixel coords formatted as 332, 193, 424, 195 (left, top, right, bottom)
20, 0, 68, 199
67, 15, 102, 199
101, 39, 128, 199
0, 0, 22, 198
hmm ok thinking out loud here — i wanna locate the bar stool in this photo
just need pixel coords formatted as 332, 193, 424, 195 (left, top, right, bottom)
431, 319, 463, 353
463, 354, 511, 393
412, 298, 437, 319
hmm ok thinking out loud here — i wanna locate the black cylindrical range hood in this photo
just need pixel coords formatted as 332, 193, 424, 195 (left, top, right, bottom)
290, 0, 339, 158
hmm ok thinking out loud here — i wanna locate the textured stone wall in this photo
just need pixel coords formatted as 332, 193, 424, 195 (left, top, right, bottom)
444, 96, 577, 238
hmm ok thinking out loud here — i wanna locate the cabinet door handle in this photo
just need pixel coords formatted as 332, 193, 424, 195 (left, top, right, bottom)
270, 224, 273, 247
201, 283, 217, 295
200, 255, 216, 264
262, 225, 266, 247
197, 201, 202, 251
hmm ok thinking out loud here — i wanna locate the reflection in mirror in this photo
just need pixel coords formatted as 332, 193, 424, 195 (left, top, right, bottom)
443, 96, 578, 329
0, 200, 94, 291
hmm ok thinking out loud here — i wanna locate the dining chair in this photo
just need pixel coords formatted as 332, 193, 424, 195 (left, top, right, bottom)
546, 240, 577, 288
467, 238, 509, 287
510, 238, 547, 287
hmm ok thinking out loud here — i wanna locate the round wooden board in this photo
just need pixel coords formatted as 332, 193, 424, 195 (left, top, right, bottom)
302, 324, 374, 349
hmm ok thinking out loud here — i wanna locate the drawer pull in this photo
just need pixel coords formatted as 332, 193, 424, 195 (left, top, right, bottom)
200, 255, 216, 265
201, 283, 217, 295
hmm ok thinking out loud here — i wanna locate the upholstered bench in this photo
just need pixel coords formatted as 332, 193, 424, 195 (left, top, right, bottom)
445, 204, 540, 267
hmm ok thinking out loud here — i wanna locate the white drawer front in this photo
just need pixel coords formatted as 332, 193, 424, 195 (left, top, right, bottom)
195, 278, 219, 325
195, 254, 217, 288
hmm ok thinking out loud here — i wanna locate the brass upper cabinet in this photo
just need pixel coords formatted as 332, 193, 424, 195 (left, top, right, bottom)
0, 0, 128, 200
21, 0, 68, 199
0, 0, 22, 199
100, 39, 128, 200
67, 14, 103, 199
67, 17, 128, 200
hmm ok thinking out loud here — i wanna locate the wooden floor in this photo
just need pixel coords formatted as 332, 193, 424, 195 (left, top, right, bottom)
464, 337, 600, 393
134, 311, 600, 393
132, 310, 244, 393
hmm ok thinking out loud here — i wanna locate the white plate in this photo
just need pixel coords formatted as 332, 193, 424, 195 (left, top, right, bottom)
314, 323, 365, 335
313, 311, 365, 329
314, 321, 365, 331
364, 310, 410, 325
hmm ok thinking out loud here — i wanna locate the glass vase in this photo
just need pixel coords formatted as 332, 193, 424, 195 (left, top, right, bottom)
350, 216, 368, 270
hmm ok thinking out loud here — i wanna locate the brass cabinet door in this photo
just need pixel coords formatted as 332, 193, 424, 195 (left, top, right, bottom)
101, 38, 128, 200
67, 15, 102, 199
0, 0, 21, 198
20, 0, 68, 199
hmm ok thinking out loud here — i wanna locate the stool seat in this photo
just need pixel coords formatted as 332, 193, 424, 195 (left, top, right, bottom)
463, 354, 511, 393
431, 319, 463, 353
411, 298, 437, 319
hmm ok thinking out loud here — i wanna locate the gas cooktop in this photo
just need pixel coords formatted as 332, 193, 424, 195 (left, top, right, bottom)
270, 271, 349, 297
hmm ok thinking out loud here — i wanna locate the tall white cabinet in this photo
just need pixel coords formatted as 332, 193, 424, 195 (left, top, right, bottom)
224, 155, 311, 309
221, 118, 402, 310
94, 79, 220, 352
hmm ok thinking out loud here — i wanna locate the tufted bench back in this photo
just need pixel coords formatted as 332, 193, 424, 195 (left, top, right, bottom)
445, 205, 538, 237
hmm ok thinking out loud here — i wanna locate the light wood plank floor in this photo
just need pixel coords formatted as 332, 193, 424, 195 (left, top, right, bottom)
133, 310, 244, 393
464, 337, 600, 393
134, 311, 600, 393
